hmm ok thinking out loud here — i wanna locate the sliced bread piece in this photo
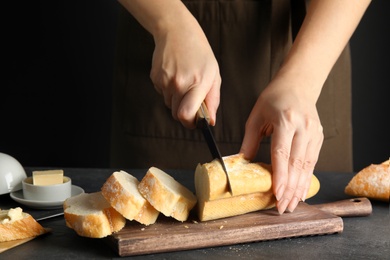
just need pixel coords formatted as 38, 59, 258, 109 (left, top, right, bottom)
195, 154, 273, 200
101, 170, 159, 225
0, 207, 47, 242
138, 167, 197, 222
63, 192, 126, 238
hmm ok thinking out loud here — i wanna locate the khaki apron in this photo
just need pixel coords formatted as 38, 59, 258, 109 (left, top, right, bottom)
110, 0, 353, 171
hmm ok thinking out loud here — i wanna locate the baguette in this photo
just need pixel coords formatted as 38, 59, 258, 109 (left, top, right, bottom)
138, 167, 197, 222
195, 154, 272, 200
195, 154, 320, 221
345, 159, 389, 202
63, 192, 126, 238
101, 170, 159, 225
0, 207, 46, 242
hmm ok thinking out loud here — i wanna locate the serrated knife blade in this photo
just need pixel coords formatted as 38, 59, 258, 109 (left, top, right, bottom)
196, 102, 233, 194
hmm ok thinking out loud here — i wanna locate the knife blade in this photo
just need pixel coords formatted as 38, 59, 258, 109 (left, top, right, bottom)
196, 102, 233, 194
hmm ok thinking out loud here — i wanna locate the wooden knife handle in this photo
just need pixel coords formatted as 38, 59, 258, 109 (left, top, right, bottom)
313, 197, 372, 217
196, 102, 210, 127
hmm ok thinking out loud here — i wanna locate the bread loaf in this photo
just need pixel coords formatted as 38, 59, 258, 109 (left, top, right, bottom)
101, 170, 159, 225
195, 154, 320, 221
63, 192, 126, 238
0, 207, 46, 242
138, 167, 197, 222
345, 159, 389, 202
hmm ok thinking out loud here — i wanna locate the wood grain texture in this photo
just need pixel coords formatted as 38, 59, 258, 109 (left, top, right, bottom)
106, 202, 343, 257
312, 197, 372, 217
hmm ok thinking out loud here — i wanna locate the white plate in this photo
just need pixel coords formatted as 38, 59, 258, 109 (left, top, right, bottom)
10, 185, 84, 210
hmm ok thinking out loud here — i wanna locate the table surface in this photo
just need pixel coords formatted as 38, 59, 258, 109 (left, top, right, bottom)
0, 168, 389, 260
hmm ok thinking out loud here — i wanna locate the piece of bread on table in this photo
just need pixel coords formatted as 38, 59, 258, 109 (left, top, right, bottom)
138, 167, 197, 222
345, 159, 389, 202
195, 154, 320, 221
0, 207, 46, 242
63, 192, 126, 238
101, 170, 159, 225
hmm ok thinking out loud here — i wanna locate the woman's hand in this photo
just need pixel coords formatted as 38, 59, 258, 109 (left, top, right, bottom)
240, 76, 324, 214
240, 0, 370, 214
151, 21, 221, 128
118, 0, 221, 128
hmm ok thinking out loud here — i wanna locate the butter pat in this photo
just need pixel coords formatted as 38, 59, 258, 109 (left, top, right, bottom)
0, 207, 23, 224
33, 170, 64, 186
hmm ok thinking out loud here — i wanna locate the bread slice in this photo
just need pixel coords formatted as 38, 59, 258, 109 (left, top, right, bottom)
345, 159, 389, 202
138, 167, 197, 222
101, 170, 159, 225
0, 207, 46, 242
195, 154, 320, 221
195, 154, 272, 200
63, 192, 126, 238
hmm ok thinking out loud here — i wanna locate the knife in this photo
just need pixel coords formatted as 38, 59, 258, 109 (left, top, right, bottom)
196, 102, 233, 194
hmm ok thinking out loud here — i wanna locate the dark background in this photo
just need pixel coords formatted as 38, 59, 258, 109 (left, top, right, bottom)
1, 1, 388, 171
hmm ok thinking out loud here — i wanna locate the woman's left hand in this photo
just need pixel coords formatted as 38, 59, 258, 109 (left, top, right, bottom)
240, 76, 324, 214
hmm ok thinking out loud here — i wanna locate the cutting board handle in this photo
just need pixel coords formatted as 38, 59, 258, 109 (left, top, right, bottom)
313, 197, 372, 217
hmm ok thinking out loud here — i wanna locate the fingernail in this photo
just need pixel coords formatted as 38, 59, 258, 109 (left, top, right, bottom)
287, 197, 300, 213
301, 189, 308, 202
277, 198, 289, 215
276, 185, 285, 201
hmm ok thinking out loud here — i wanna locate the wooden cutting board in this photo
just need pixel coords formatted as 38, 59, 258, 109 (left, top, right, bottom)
105, 198, 372, 257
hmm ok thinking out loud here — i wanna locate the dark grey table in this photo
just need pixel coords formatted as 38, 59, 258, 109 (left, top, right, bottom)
0, 168, 388, 259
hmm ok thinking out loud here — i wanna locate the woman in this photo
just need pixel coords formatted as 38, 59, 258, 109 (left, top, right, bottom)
110, 0, 371, 214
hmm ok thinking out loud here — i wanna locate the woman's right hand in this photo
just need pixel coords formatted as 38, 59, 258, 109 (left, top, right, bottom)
118, 0, 221, 128
150, 16, 221, 129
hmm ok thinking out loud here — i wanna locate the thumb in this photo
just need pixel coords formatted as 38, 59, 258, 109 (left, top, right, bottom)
240, 122, 261, 161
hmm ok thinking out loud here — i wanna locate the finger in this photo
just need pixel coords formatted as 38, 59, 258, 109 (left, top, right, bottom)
204, 74, 221, 126
301, 128, 324, 201
286, 164, 307, 213
285, 122, 323, 212
153, 84, 163, 95
270, 127, 294, 214
162, 89, 173, 110
151, 70, 173, 109
283, 132, 310, 213
177, 84, 208, 129
150, 64, 163, 96
171, 82, 190, 122
239, 114, 266, 161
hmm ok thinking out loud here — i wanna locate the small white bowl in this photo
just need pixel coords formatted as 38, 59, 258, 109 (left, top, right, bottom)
0, 153, 27, 195
22, 176, 72, 202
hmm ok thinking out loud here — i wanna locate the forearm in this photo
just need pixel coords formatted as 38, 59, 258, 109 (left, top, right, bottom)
277, 0, 371, 101
118, 0, 198, 38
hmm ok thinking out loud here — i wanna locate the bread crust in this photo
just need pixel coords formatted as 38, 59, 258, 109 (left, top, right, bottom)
345, 159, 389, 202
63, 192, 126, 238
101, 171, 159, 225
195, 154, 320, 221
0, 208, 46, 242
138, 167, 197, 222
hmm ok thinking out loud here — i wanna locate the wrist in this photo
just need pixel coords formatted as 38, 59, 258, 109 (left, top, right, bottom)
152, 8, 203, 42
274, 52, 328, 103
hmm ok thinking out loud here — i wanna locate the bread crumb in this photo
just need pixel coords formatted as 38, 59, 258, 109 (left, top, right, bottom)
192, 220, 198, 224
141, 228, 145, 231
184, 225, 189, 229
219, 225, 224, 229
